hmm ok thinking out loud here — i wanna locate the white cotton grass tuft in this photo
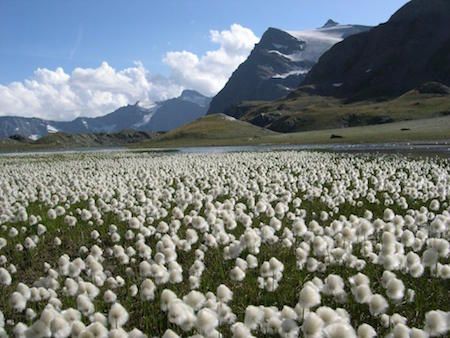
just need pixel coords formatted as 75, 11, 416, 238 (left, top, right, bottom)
352, 284, 372, 304
128, 328, 148, 338
25, 319, 51, 338
231, 322, 255, 338
50, 316, 71, 338
0, 268, 12, 286
140, 279, 156, 301
323, 322, 357, 338
103, 290, 117, 303
385, 278, 405, 301
162, 329, 180, 338
108, 328, 129, 338
62, 308, 81, 323
244, 305, 263, 331
410, 263, 425, 278
246, 254, 258, 269
323, 274, 345, 297
10, 292, 27, 312
91, 312, 108, 326
298, 285, 321, 310
390, 323, 411, 338
357, 323, 377, 338
85, 321, 108, 337
183, 291, 206, 311
422, 249, 439, 268
26, 308, 37, 321
195, 308, 218, 335
348, 273, 370, 287
390, 313, 407, 326
160, 289, 177, 312
13, 322, 28, 338
381, 271, 397, 288
217, 284, 233, 303
369, 294, 389, 316
315, 307, 339, 326
108, 303, 129, 329
167, 299, 196, 331
424, 310, 448, 337
409, 328, 430, 338
230, 266, 246, 281
302, 312, 324, 337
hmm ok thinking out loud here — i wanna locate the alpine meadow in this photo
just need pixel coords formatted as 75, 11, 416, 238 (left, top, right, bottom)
0, 0, 449, 337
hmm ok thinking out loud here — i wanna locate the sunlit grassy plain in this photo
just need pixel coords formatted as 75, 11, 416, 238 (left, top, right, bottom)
133, 115, 450, 149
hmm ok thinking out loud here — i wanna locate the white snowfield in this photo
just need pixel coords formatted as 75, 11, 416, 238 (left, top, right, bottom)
46, 125, 59, 133
0, 151, 449, 337
287, 25, 351, 63
264, 24, 365, 84
28, 134, 39, 141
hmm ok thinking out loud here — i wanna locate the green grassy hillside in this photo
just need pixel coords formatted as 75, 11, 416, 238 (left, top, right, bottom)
135, 114, 276, 148
133, 115, 450, 149
235, 89, 450, 133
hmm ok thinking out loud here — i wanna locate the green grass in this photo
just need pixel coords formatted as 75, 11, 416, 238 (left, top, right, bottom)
133, 115, 450, 149
132, 114, 276, 149
238, 90, 450, 132
266, 115, 450, 144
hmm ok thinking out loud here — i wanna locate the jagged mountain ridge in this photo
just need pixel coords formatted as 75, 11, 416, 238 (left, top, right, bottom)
0, 90, 210, 139
302, 0, 450, 100
207, 20, 372, 115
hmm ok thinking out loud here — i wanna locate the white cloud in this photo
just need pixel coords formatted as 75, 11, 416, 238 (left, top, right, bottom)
0, 62, 182, 121
0, 24, 258, 121
164, 24, 259, 96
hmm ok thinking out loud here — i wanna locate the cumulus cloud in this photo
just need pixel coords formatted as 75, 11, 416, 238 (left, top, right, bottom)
164, 24, 259, 96
0, 62, 182, 121
0, 24, 258, 121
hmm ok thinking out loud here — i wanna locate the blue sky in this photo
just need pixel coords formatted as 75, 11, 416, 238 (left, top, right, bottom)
0, 0, 409, 120
0, 0, 408, 83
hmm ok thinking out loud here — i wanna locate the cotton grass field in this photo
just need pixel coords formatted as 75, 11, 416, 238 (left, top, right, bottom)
0, 151, 449, 338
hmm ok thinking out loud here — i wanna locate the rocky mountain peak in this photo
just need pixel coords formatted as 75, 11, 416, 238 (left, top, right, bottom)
180, 90, 210, 107
322, 19, 339, 28
302, 0, 450, 100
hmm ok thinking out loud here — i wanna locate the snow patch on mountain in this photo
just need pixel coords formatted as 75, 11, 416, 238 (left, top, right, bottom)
286, 26, 348, 63
46, 125, 59, 133
28, 134, 40, 141
267, 50, 307, 63
133, 105, 158, 129
272, 69, 309, 79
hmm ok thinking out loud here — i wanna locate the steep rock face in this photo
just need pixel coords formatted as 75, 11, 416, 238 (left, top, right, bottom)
207, 28, 309, 116
207, 22, 371, 115
0, 90, 210, 138
302, 0, 450, 100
